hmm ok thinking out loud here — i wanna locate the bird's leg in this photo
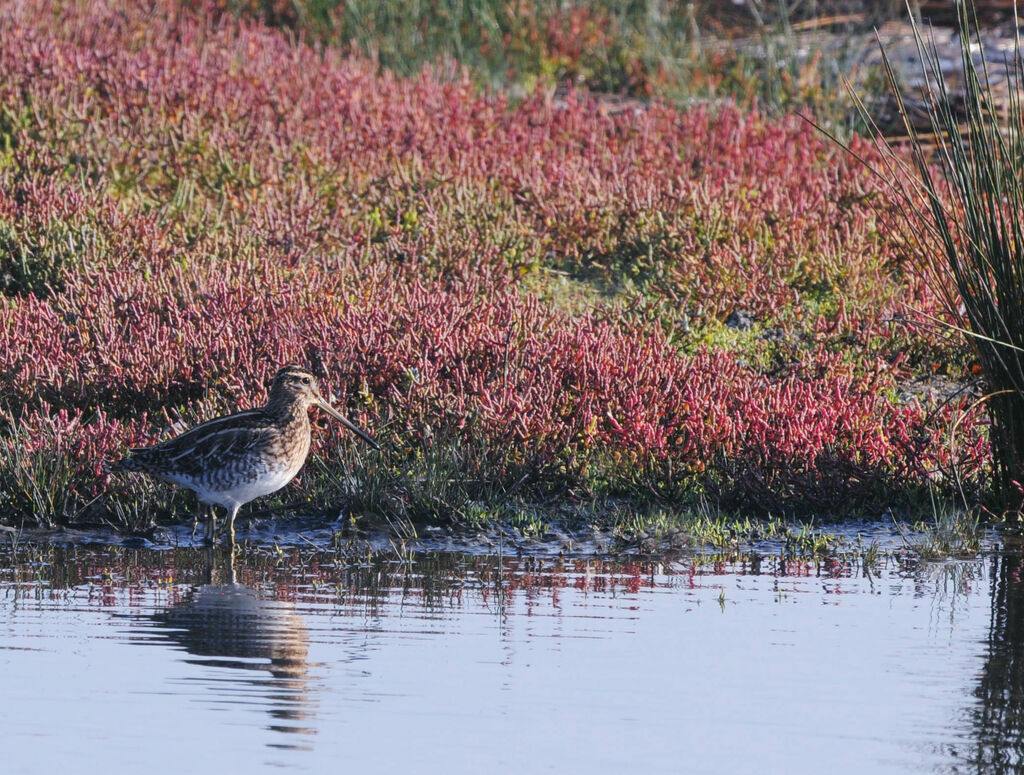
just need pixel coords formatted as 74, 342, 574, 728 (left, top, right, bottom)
191, 503, 207, 543
205, 505, 217, 545
227, 503, 240, 547
223, 547, 237, 584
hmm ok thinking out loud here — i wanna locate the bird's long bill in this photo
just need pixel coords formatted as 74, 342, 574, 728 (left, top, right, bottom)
316, 397, 381, 450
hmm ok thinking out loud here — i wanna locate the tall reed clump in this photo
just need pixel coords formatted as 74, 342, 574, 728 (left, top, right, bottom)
860, 2, 1024, 513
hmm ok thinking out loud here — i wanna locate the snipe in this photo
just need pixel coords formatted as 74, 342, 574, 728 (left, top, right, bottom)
108, 365, 379, 543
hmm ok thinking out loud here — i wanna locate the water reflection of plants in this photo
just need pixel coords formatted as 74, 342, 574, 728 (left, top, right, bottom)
961, 543, 1024, 771
0, 540, 988, 610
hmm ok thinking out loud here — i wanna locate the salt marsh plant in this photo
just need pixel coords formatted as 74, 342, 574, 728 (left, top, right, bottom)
0, 0, 992, 528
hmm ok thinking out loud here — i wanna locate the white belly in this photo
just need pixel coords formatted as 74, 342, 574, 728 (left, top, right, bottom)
178, 464, 301, 510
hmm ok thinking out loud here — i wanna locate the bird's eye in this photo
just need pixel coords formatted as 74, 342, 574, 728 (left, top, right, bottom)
302, 377, 310, 385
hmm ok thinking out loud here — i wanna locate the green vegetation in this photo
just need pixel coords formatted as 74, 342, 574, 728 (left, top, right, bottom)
221, 0, 893, 130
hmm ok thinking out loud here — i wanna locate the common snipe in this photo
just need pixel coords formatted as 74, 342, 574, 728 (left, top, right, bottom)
109, 365, 379, 543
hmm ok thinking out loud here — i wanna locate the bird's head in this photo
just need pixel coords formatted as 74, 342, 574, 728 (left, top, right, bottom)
269, 365, 379, 449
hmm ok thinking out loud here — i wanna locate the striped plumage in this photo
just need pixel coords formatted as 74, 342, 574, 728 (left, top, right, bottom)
109, 365, 379, 543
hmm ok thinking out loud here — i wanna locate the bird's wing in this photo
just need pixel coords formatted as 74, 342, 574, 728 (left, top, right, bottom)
129, 411, 276, 478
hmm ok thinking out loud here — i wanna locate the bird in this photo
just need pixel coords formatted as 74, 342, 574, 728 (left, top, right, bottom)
108, 365, 380, 544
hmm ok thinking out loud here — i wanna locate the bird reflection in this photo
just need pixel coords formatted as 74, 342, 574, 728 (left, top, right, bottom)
150, 549, 316, 745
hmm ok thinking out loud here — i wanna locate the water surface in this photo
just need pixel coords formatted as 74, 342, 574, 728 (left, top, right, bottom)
2, 539, 1023, 774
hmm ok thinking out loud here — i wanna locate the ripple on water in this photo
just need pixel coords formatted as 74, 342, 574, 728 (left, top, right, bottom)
0, 541, 1017, 774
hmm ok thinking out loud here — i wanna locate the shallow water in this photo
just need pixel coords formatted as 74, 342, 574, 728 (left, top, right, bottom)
2, 538, 1023, 774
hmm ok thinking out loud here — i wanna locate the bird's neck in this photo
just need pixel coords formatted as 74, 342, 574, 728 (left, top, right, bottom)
264, 393, 310, 425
